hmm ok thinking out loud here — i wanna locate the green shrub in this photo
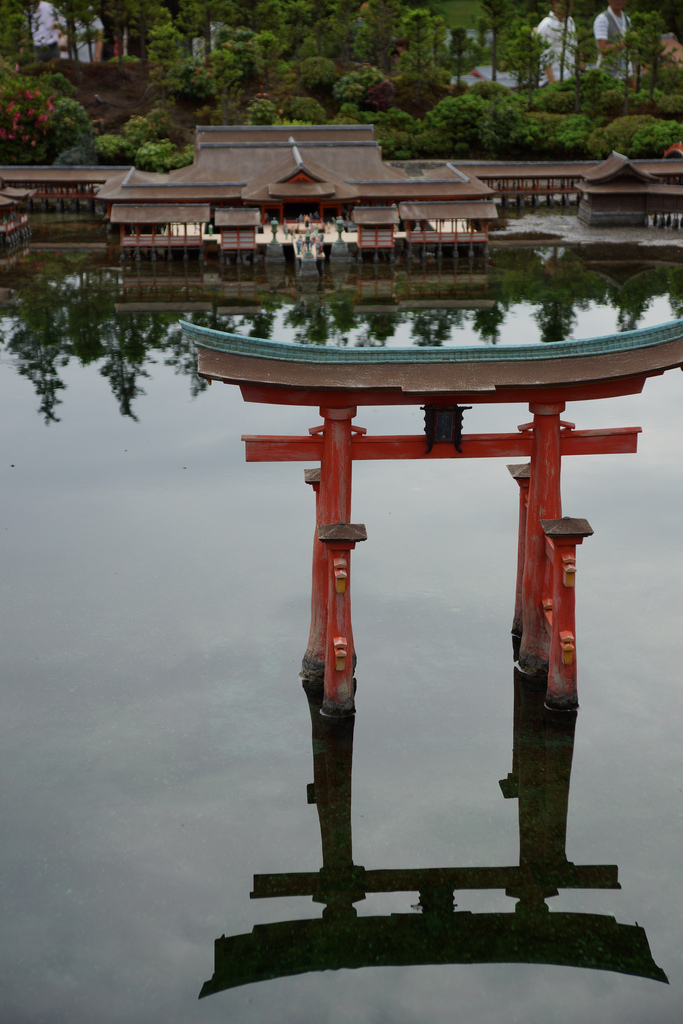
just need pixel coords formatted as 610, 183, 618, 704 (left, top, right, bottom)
586, 114, 657, 158
552, 113, 595, 155
332, 66, 384, 106
45, 97, 93, 161
468, 80, 511, 100
629, 120, 683, 158
580, 68, 617, 117
246, 95, 278, 125
35, 71, 75, 98
135, 139, 176, 171
94, 133, 128, 163
423, 93, 488, 150
331, 102, 365, 124
374, 112, 420, 158
281, 95, 326, 123
655, 94, 683, 116
531, 80, 575, 114
518, 112, 564, 156
477, 99, 528, 157
168, 55, 216, 101
300, 56, 339, 91
120, 110, 174, 155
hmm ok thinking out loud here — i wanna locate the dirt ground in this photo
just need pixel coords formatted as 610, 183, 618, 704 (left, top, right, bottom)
40, 60, 199, 143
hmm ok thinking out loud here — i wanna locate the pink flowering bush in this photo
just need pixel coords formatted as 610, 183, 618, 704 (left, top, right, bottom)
0, 75, 54, 163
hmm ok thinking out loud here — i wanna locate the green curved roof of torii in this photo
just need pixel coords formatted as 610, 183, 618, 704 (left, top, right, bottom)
182, 318, 683, 404
181, 318, 683, 365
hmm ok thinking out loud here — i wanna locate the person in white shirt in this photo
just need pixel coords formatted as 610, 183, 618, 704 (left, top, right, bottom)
536, 0, 577, 83
593, 0, 631, 67
31, 0, 60, 62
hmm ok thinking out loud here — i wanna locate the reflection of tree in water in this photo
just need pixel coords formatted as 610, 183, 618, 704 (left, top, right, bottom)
411, 309, 464, 347
666, 268, 683, 319
247, 307, 277, 340
471, 306, 505, 345
284, 295, 361, 347
3, 249, 683, 421
0, 255, 209, 423
534, 299, 577, 344
355, 313, 400, 347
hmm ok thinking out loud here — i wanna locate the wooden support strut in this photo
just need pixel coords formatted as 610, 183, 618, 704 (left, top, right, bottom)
540, 518, 593, 712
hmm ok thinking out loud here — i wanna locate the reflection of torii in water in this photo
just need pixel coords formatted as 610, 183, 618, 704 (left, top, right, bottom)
199, 672, 667, 997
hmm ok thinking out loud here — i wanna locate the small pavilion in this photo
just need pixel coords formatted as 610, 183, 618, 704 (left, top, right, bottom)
111, 203, 210, 261
578, 151, 683, 226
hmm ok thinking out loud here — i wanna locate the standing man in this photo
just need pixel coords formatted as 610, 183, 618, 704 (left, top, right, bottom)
31, 0, 61, 62
593, 0, 630, 66
536, 0, 577, 83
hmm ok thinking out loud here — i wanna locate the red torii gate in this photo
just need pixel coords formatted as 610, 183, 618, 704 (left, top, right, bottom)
181, 318, 683, 717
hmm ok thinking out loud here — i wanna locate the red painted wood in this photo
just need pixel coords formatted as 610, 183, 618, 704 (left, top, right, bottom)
238, 377, 649, 408
242, 427, 640, 462
519, 405, 563, 676
321, 538, 358, 717
544, 534, 588, 711
318, 410, 356, 711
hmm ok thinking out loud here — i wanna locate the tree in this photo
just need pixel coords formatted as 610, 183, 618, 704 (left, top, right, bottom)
505, 20, 552, 106
52, 0, 91, 83
602, 25, 642, 116
355, 0, 399, 74
104, 0, 133, 65
127, 0, 165, 63
0, 0, 32, 65
255, 29, 282, 90
564, 21, 597, 114
331, 0, 360, 69
178, 0, 235, 55
147, 8, 183, 99
479, 0, 508, 82
398, 7, 445, 107
210, 43, 243, 121
449, 27, 480, 87
284, 0, 313, 94
630, 11, 668, 100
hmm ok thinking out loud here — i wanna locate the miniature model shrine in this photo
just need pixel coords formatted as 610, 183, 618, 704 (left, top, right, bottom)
97, 125, 499, 258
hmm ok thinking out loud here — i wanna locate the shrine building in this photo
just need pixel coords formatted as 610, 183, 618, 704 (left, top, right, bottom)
97, 124, 498, 247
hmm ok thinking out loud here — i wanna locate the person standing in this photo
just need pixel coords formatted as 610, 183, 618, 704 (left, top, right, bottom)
593, 0, 631, 66
536, 0, 577, 83
31, 0, 61, 61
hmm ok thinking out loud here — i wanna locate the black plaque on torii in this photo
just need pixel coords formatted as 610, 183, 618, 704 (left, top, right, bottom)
199, 672, 667, 996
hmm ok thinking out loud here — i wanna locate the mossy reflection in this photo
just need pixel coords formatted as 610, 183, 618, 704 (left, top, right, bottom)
200, 671, 667, 996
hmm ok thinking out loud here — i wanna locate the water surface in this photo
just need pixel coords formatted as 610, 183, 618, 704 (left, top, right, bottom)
1, 229, 683, 1022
